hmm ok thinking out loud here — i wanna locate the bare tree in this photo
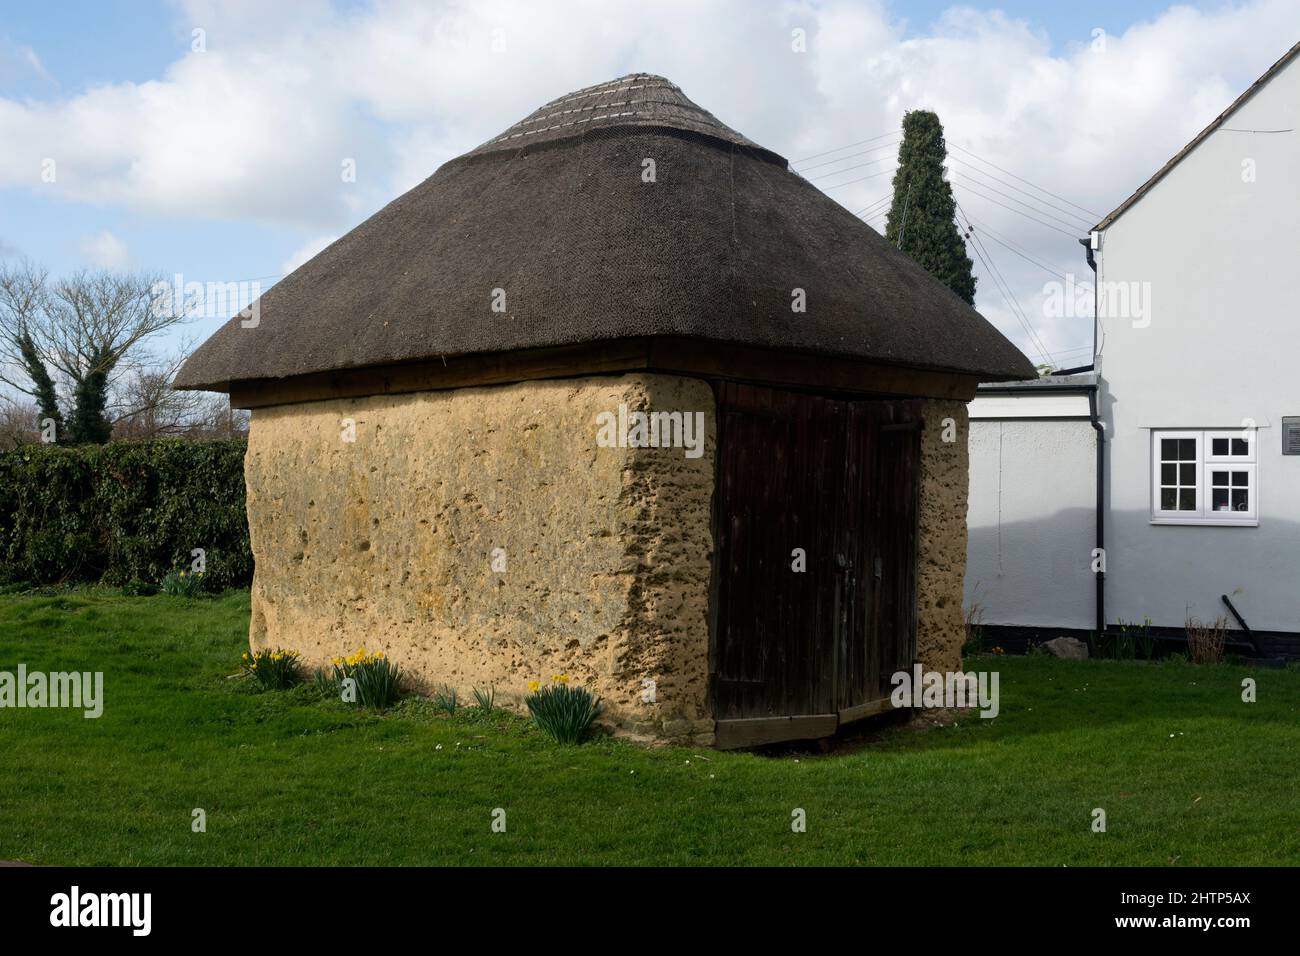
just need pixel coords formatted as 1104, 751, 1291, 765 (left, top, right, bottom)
186, 394, 250, 440
0, 396, 40, 449
107, 342, 248, 440
112, 348, 202, 438
0, 260, 189, 443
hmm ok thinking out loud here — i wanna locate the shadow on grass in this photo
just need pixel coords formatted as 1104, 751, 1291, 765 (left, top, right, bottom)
747, 653, 1296, 760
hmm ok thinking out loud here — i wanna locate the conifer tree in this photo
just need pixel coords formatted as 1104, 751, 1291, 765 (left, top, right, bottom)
884, 110, 977, 305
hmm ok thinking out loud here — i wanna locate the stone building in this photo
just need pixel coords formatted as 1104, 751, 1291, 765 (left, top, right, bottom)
176, 74, 1034, 747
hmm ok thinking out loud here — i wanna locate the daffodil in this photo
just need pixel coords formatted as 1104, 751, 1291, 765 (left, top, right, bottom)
528, 680, 540, 693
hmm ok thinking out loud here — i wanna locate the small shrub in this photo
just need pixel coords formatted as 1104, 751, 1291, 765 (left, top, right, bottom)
1186, 615, 1228, 664
472, 686, 495, 711
525, 681, 602, 745
121, 578, 158, 597
242, 648, 302, 690
1095, 618, 1155, 661
328, 649, 402, 709
1134, 622, 1156, 661
432, 684, 458, 714
160, 569, 206, 598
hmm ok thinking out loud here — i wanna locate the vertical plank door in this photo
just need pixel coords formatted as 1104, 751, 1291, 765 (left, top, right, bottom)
711, 383, 920, 727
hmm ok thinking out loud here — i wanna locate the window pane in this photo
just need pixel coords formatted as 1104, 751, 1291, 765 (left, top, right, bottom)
1232, 488, 1249, 511
1180, 463, 1195, 484
1232, 438, 1249, 456
1211, 470, 1228, 487
1160, 488, 1176, 510
1178, 438, 1196, 460
1212, 488, 1229, 510
1212, 437, 1229, 456
1179, 488, 1196, 511
1232, 471, 1248, 485
1161, 438, 1178, 460
1162, 463, 1176, 484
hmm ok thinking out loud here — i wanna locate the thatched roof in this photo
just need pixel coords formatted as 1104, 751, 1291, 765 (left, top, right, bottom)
176, 73, 1035, 392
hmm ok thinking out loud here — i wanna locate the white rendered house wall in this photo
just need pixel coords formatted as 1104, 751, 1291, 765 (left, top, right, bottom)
966, 389, 1096, 630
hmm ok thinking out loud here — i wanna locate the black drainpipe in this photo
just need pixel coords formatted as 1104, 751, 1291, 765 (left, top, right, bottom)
1080, 236, 1105, 633
1087, 385, 1105, 633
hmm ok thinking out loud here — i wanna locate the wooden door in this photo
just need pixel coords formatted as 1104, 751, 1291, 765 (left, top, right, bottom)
711, 382, 920, 726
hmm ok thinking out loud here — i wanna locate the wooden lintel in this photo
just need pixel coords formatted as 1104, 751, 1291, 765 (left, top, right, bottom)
647, 338, 981, 402
228, 337, 983, 409
229, 339, 653, 409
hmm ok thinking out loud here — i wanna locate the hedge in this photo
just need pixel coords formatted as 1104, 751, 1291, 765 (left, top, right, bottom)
0, 439, 251, 590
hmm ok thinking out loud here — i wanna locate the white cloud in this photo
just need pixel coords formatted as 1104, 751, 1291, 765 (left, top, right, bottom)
2, 0, 1299, 360
17, 45, 52, 83
0, 38, 53, 87
79, 230, 130, 269
281, 234, 340, 275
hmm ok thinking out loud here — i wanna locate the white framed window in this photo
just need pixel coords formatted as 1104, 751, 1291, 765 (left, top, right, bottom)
1151, 429, 1257, 526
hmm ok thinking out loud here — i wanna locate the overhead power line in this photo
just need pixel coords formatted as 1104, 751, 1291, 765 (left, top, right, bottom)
952, 182, 1082, 238
804, 155, 896, 182
956, 200, 1056, 368
852, 193, 893, 219
964, 213, 1072, 262
790, 131, 898, 164
791, 132, 1100, 223
948, 143, 1101, 219
792, 133, 1100, 222
794, 139, 901, 173
949, 172, 1091, 232
947, 157, 1094, 226
820, 166, 897, 190
1052, 344, 1096, 358
964, 218, 1069, 282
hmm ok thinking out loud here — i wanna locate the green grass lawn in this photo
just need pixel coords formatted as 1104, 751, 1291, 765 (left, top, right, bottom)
0, 588, 1296, 866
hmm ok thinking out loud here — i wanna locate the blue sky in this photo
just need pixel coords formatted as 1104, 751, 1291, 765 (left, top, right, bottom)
0, 0, 1294, 368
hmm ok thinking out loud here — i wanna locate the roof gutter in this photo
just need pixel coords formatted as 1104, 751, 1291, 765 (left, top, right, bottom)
975, 382, 1094, 394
